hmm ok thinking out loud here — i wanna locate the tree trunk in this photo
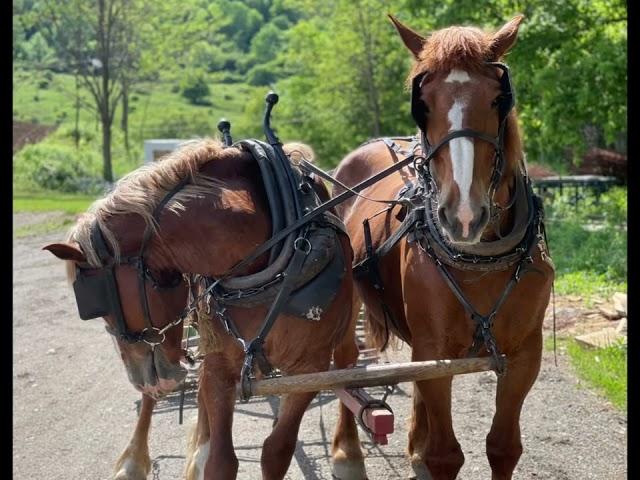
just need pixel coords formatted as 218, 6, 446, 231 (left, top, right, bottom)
102, 119, 113, 182
355, 3, 381, 137
74, 73, 80, 149
121, 79, 130, 154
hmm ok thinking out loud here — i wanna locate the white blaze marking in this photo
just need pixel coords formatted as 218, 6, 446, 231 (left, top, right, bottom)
445, 69, 471, 83
447, 98, 474, 238
194, 440, 210, 480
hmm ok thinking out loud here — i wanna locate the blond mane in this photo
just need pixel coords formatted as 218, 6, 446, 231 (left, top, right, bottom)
66, 138, 229, 274
64, 138, 316, 281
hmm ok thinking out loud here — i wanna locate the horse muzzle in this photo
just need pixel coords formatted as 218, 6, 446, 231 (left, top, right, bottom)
125, 346, 187, 398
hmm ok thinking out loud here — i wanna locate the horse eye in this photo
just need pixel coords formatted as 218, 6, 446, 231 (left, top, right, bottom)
491, 95, 504, 108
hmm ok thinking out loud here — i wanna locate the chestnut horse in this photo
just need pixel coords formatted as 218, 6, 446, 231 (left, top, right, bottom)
332, 15, 554, 480
44, 139, 363, 480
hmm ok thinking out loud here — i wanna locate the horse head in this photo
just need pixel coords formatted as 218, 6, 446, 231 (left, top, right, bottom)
44, 236, 190, 399
390, 14, 525, 244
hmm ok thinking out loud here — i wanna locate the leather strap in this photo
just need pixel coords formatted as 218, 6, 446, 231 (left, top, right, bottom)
239, 233, 311, 401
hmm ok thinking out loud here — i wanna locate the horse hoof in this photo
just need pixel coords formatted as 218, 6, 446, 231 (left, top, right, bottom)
408, 458, 432, 480
331, 459, 368, 480
113, 463, 149, 480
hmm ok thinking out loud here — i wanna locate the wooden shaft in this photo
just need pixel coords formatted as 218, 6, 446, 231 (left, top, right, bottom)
243, 355, 502, 397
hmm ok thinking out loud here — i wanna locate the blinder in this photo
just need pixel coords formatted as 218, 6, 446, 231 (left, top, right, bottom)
72, 221, 185, 346
73, 267, 119, 321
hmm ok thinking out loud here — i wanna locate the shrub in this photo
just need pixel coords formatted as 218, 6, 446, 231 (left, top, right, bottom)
14, 143, 106, 194
544, 186, 627, 298
180, 70, 211, 105
247, 64, 277, 86
210, 70, 242, 84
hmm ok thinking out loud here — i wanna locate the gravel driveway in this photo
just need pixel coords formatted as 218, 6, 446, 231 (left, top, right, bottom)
13, 219, 627, 479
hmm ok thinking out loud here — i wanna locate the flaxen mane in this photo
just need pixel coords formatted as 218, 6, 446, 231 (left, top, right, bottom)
66, 139, 228, 274
64, 138, 316, 281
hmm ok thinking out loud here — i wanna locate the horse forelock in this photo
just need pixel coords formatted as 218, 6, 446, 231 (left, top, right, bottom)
407, 26, 493, 88
65, 138, 230, 266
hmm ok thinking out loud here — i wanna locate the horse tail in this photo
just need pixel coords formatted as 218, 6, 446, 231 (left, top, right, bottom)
363, 301, 400, 352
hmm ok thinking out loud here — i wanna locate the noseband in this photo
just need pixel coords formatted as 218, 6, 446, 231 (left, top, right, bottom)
72, 179, 189, 347
410, 62, 515, 204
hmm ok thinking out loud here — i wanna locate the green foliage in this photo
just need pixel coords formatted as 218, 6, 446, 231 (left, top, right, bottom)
147, 113, 213, 139
14, 142, 105, 194
187, 41, 230, 72
403, 0, 627, 164
14, 0, 626, 188
247, 64, 279, 86
218, 1, 263, 52
275, 0, 413, 167
250, 23, 285, 62
544, 187, 627, 298
546, 186, 627, 226
566, 338, 627, 411
180, 70, 212, 105
21, 31, 56, 66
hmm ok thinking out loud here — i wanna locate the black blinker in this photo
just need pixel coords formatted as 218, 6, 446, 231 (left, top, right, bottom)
73, 269, 113, 320
411, 71, 429, 133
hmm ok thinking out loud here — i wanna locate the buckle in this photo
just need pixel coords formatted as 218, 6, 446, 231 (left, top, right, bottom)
142, 327, 166, 347
294, 237, 312, 254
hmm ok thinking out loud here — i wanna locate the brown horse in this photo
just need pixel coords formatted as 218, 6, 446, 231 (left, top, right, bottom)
332, 15, 554, 480
44, 139, 363, 480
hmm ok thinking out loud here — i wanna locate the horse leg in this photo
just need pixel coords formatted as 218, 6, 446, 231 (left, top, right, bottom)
199, 354, 239, 480
184, 388, 211, 480
259, 391, 317, 479
331, 297, 367, 480
407, 386, 431, 480
413, 373, 463, 480
114, 394, 154, 480
486, 330, 543, 480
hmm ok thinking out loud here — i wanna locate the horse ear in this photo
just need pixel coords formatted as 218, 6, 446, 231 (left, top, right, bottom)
43, 243, 86, 262
489, 15, 524, 60
388, 14, 426, 59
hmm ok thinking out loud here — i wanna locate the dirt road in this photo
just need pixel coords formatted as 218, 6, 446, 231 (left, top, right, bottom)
13, 218, 626, 479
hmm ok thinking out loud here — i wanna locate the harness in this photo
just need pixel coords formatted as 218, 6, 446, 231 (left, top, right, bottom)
72, 178, 191, 347
344, 62, 550, 374
68, 60, 552, 400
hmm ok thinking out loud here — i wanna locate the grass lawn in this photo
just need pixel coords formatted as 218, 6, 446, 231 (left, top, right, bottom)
545, 335, 627, 412
13, 66, 264, 141
13, 190, 97, 214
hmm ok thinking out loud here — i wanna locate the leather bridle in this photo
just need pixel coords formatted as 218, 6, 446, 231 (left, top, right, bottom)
410, 62, 515, 204
72, 178, 190, 347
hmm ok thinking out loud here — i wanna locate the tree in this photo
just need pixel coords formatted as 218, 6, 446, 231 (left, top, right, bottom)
35, 0, 151, 182
181, 70, 211, 105
402, 0, 627, 166
273, 0, 411, 166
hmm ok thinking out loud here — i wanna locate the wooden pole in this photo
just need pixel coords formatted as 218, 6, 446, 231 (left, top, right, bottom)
242, 356, 502, 397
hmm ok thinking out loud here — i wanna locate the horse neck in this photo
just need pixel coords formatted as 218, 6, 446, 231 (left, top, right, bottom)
144, 164, 271, 277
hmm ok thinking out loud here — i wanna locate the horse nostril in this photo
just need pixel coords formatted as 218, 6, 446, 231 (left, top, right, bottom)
478, 206, 489, 226
437, 207, 450, 228
471, 206, 490, 234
